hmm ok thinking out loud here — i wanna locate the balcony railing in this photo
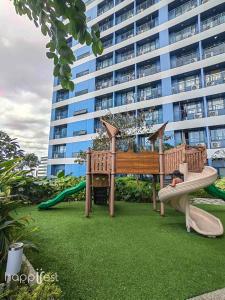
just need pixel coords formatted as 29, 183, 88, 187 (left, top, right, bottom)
171, 52, 199, 68
137, 65, 159, 78
55, 112, 68, 120
136, 0, 156, 14
175, 110, 204, 121
187, 139, 206, 147
116, 10, 134, 24
54, 132, 67, 139
95, 99, 113, 111
136, 18, 158, 35
205, 71, 225, 87
172, 79, 201, 94
203, 42, 225, 59
102, 39, 113, 49
137, 40, 159, 56
138, 87, 162, 101
115, 73, 135, 84
116, 29, 134, 43
170, 25, 197, 44
97, 2, 113, 16
169, 0, 198, 20
96, 80, 113, 90
116, 51, 135, 63
201, 11, 225, 31
99, 21, 113, 32
97, 59, 113, 70
116, 97, 135, 106
52, 152, 65, 159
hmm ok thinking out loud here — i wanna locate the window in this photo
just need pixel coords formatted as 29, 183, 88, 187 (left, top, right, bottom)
75, 89, 88, 96
76, 70, 89, 78
208, 98, 225, 111
116, 91, 135, 106
211, 128, 225, 141
73, 109, 88, 116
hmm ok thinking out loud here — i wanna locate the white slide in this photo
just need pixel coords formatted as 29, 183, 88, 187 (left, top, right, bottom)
158, 166, 224, 237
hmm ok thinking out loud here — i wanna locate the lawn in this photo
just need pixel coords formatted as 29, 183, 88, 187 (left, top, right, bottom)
17, 202, 225, 300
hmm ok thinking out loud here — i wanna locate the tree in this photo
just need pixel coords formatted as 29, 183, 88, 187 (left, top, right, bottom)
0, 131, 24, 161
11, 0, 103, 90
21, 153, 39, 169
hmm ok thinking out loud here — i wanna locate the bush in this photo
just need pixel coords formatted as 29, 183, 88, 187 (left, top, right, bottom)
190, 188, 216, 199
215, 177, 225, 191
12, 174, 85, 204
115, 177, 153, 202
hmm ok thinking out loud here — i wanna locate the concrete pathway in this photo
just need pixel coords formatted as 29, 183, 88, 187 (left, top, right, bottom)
188, 288, 225, 300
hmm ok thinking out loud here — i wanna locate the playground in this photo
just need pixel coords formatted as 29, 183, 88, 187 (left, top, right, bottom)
20, 201, 225, 300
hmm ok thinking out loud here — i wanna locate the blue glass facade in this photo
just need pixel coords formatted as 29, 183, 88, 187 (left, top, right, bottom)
48, 0, 225, 176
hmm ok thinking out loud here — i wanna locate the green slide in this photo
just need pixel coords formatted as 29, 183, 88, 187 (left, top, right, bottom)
38, 181, 86, 209
205, 184, 225, 201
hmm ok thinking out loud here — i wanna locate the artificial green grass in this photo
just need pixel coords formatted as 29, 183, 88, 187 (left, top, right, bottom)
16, 202, 225, 300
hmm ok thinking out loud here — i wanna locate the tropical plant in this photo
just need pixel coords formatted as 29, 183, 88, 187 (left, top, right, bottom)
11, 0, 103, 90
0, 131, 24, 162
0, 159, 35, 262
0, 272, 62, 299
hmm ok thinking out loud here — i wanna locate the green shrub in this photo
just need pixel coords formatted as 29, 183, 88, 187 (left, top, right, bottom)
215, 178, 225, 191
190, 188, 215, 199
115, 177, 153, 202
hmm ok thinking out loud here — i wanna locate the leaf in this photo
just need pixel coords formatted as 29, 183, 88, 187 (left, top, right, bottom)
46, 52, 55, 59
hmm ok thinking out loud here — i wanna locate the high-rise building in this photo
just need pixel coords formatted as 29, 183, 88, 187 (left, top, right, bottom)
37, 156, 48, 178
48, 0, 225, 177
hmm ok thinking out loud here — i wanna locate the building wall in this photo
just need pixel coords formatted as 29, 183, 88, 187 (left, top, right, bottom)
48, 0, 225, 176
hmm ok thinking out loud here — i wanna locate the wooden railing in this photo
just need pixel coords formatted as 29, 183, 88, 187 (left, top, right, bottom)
164, 144, 206, 174
90, 151, 112, 174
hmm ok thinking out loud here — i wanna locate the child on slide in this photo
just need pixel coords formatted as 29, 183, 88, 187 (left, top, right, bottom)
170, 170, 184, 187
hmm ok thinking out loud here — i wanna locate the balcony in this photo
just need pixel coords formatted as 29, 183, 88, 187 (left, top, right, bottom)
96, 79, 113, 90
208, 97, 225, 117
97, 2, 113, 16
96, 58, 113, 70
205, 70, 225, 87
56, 90, 69, 102
136, 18, 158, 35
116, 50, 135, 63
170, 24, 197, 44
54, 127, 67, 139
137, 39, 159, 56
174, 101, 204, 121
137, 64, 160, 78
95, 97, 113, 111
210, 128, 225, 148
203, 42, 225, 59
116, 28, 134, 44
138, 86, 162, 101
115, 72, 135, 84
116, 9, 134, 25
99, 20, 113, 32
171, 51, 199, 68
169, 0, 198, 20
116, 93, 135, 106
201, 11, 225, 32
102, 38, 113, 49
55, 111, 68, 120
141, 109, 163, 125
136, 0, 156, 14
52, 152, 65, 159
172, 77, 201, 94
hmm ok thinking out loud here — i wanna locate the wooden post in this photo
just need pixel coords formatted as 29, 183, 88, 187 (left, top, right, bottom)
159, 134, 165, 216
85, 148, 91, 217
151, 141, 157, 211
109, 136, 116, 217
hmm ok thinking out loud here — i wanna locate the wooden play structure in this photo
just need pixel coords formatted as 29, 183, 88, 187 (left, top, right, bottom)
85, 119, 207, 217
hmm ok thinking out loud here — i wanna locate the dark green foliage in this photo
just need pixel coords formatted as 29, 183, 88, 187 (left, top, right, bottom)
0, 131, 24, 162
11, 0, 103, 90
190, 188, 216, 199
13, 173, 86, 204
115, 177, 153, 202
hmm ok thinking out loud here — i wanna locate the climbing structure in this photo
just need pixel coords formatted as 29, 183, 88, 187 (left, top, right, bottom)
85, 119, 167, 217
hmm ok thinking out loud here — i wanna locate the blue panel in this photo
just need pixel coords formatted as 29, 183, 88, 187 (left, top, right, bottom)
161, 77, 172, 97
160, 53, 170, 71
67, 119, 94, 137
68, 99, 95, 116
65, 163, 86, 176
165, 131, 175, 146
159, 29, 169, 48
66, 141, 92, 158
159, 5, 168, 24
163, 103, 174, 122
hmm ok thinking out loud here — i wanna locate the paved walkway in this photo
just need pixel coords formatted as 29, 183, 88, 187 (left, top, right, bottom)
192, 198, 225, 205
188, 288, 225, 300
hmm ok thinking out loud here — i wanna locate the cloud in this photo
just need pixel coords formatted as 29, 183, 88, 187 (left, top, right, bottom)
0, 1, 53, 157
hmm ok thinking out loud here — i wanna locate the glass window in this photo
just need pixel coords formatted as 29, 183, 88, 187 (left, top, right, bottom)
208, 98, 225, 110
211, 128, 225, 141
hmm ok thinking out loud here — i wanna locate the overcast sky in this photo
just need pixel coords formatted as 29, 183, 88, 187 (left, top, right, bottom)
0, 1, 53, 157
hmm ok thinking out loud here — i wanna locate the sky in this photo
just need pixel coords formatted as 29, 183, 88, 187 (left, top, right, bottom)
0, 1, 53, 157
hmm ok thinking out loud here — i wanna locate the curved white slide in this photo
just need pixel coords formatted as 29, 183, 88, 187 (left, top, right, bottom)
158, 166, 224, 237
